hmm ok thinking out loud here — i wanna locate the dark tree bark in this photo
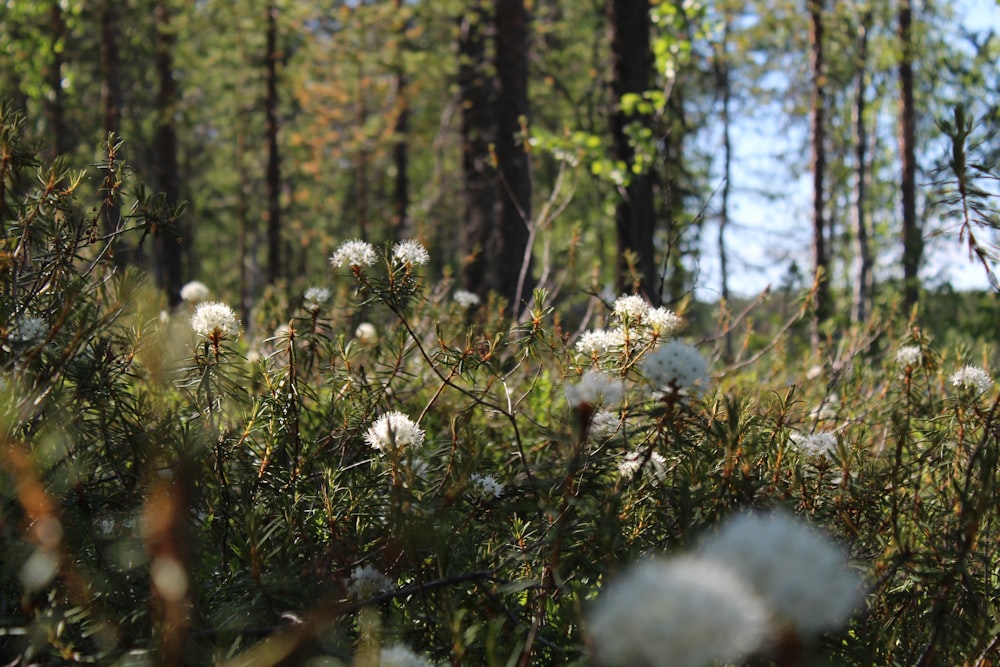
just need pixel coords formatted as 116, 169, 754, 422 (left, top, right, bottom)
715, 18, 733, 359
609, 0, 658, 304
898, 0, 921, 311
101, 0, 124, 266
391, 0, 411, 239
47, 1, 67, 157
808, 0, 830, 330
459, 2, 499, 298
494, 0, 532, 312
852, 8, 873, 324
153, 1, 184, 308
265, 2, 283, 284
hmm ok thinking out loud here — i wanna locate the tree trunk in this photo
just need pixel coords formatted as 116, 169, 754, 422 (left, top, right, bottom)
153, 1, 184, 308
265, 2, 282, 284
852, 8, 873, 324
609, 0, 658, 304
391, 0, 410, 239
494, 0, 532, 313
808, 0, 830, 331
47, 1, 67, 157
716, 18, 733, 360
898, 0, 920, 311
458, 2, 498, 298
101, 0, 124, 266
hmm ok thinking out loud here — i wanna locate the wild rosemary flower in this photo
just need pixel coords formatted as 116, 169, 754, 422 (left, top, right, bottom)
330, 239, 377, 268
364, 411, 425, 452
612, 294, 649, 321
346, 564, 394, 600
190, 302, 240, 340
895, 345, 921, 367
180, 281, 210, 303
392, 239, 430, 266
789, 432, 838, 460
379, 644, 434, 667
453, 289, 481, 308
565, 370, 625, 409
469, 473, 504, 501
950, 365, 993, 394
640, 340, 710, 397
303, 286, 331, 313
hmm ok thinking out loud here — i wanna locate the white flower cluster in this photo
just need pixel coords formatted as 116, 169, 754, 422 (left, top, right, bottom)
587, 556, 770, 667
392, 239, 430, 267
789, 431, 838, 460
895, 345, 922, 367
345, 564, 394, 600
576, 295, 681, 359
640, 340, 710, 397
950, 365, 993, 394
588, 410, 622, 442
611, 295, 681, 335
575, 328, 626, 355
10, 316, 47, 344
453, 289, 481, 308
588, 510, 864, 666
698, 510, 864, 636
617, 448, 667, 483
330, 239, 377, 268
190, 302, 240, 339
379, 644, 435, 667
303, 286, 331, 312
180, 281, 210, 303
364, 411, 425, 452
565, 370, 625, 409
469, 473, 504, 501
355, 322, 378, 347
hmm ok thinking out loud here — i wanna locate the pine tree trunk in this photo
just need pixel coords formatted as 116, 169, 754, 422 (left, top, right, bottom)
391, 0, 410, 239
47, 1, 67, 157
899, 0, 920, 311
459, 2, 498, 297
101, 0, 124, 266
494, 0, 532, 313
153, 1, 184, 308
852, 9, 873, 324
265, 2, 283, 284
609, 0, 658, 304
716, 18, 733, 360
808, 0, 830, 331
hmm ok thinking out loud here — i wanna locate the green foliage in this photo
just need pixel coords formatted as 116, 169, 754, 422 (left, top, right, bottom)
2, 110, 1000, 666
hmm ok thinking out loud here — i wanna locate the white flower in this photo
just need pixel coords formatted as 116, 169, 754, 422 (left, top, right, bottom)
379, 644, 434, 667
587, 556, 770, 667
588, 410, 622, 442
612, 294, 649, 321
646, 307, 682, 334
576, 329, 625, 355
699, 510, 864, 637
895, 345, 922, 367
303, 286, 331, 312
453, 290, 481, 308
618, 448, 667, 483
364, 411, 425, 452
346, 564, 394, 600
789, 432, 838, 460
10, 317, 47, 344
355, 322, 378, 347
565, 370, 625, 409
469, 473, 504, 501
190, 302, 240, 339
393, 239, 430, 266
640, 340, 710, 396
950, 365, 993, 394
180, 281, 210, 303
330, 239, 377, 268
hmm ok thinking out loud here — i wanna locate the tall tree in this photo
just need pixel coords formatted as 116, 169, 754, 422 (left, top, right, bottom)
494, 0, 532, 312
458, 1, 499, 298
851, 6, 873, 323
808, 0, 831, 330
46, 0, 67, 157
390, 0, 410, 239
898, 0, 920, 311
265, 2, 283, 284
100, 0, 124, 265
608, 0, 658, 304
153, 0, 183, 307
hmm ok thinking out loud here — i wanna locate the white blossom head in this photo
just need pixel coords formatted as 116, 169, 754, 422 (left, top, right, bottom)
469, 473, 504, 501
392, 239, 430, 267
565, 370, 625, 409
330, 239, 377, 269
10, 317, 47, 344
576, 329, 625, 356
453, 289, 481, 308
379, 644, 434, 667
587, 556, 770, 667
364, 411, 425, 452
618, 448, 667, 483
180, 281, 210, 304
698, 509, 864, 637
789, 432, 838, 460
303, 286, 331, 313
345, 564, 394, 600
640, 340, 710, 397
588, 410, 622, 442
646, 307, 682, 335
190, 302, 240, 340
612, 294, 649, 322
355, 322, 378, 348
895, 345, 922, 368
950, 365, 993, 395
